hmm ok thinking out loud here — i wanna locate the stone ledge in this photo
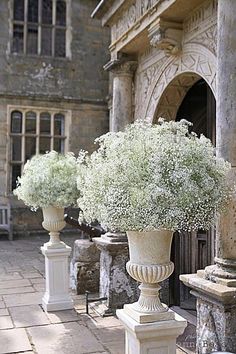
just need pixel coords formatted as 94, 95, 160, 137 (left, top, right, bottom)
180, 273, 236, 305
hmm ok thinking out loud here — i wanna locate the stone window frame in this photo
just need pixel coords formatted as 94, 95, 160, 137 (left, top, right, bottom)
7, 105, 71, 192
10, 0, 71, 58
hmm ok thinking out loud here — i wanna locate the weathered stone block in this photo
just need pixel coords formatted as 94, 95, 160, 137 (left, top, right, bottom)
195, 294, 236, 354
94, 235, 140, 314
70, 240, 100, 294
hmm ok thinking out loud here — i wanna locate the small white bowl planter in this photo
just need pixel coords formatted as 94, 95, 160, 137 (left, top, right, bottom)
41, 206, 73, 312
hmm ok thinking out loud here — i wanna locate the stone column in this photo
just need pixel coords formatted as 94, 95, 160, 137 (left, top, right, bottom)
180, 2, 236, 352
89, 58, 139, 315
104, 58, 137, 132
205, 0, 236, 280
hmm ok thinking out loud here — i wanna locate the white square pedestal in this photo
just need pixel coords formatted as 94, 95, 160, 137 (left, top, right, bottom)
41, 244, 74, 312
117, 308, 187, 354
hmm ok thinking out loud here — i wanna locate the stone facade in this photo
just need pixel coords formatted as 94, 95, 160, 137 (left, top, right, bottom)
0, 0, 110, 235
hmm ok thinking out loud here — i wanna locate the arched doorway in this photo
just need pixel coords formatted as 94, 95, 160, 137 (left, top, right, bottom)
168, 78, 216, 308
153, 76, 216, 308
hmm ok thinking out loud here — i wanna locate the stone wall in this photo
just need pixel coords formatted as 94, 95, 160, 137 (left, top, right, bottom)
0, 0, 110, 235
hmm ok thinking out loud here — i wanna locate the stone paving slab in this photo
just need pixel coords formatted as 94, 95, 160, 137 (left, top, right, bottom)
46, 309, 81, 324
32, 283, 45, 292
0, 286, 35, 295
0, 273, 23, 281
30, 277, 45, 284
85, 314, 123, 329
0, 278, 31, 289
0, 300, 5, 309
9, 305, 50, 327
0, 308, 8, 316
0, 328, 32, 353
28, 322, 105, 354
0, 316, 14, 329
21, 272, 43, 279
92, 326, 125, 343
3, 291, 44, 307
102, 341, 125, 354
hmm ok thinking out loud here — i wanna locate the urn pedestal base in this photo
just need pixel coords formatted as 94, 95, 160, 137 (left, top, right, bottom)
92, 233, 139, 315
41, 244, 74, 312
180, 271, 236, 353
123, 303, 175, 324
117, 308, 187, 354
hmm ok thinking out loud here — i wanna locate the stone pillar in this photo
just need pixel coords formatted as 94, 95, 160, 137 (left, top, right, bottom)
117, 308, 186, 354
93, 233, 139, 315
41, 244, 73, 312
205, 0, 236, 280
88, 58, 138, 315
104, 58, 137, 132
180, 2, 236, 352
70, 239, 100, 294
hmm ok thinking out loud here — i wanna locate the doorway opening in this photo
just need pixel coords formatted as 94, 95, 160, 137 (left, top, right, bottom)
169, 78, 216, 308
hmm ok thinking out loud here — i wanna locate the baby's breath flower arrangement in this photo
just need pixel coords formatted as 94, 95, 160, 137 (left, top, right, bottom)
77, 119, 231, 232
14, 151, 79, 210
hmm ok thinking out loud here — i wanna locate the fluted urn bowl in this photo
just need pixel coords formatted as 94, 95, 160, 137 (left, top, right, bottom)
42, 206, 66, 248
126, 230, 174, 313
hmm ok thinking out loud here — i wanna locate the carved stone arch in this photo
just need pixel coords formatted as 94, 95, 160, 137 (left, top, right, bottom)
153, 73, 202, 122
144, 44, 216, 122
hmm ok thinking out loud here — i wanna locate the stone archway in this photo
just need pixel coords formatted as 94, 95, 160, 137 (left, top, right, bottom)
153, 73, 201, 122
144, 45, 216, 122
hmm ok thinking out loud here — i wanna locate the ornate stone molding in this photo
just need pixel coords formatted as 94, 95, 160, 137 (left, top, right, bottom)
148, 18, 183, 56
111, 0, 159, 42
104, 58, 138, 76
136, 45, 216, 122
126, 260, 174, 313
187, 24, 217, 55
183, 0, 217, 35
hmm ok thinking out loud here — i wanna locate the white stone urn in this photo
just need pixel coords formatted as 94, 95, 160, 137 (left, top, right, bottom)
42, 206, 66, 248
126, 230, 174, 315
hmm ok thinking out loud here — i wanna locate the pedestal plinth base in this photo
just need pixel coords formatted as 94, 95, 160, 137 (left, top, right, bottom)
123, 303, 175, 324
117, 308, 187, 354
41, 244, 73, 312
42, 296, 74, 312
93, 233, 139, 315
180, 271, 236, 353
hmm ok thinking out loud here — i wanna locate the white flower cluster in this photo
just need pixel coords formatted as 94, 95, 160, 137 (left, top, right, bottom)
77, 119, 231, 232
14, 151, 79, 210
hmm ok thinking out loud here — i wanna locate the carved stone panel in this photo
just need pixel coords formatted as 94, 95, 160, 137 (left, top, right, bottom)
134, 0, 217, 122
135, 44, 216, 122
111, 0, 159, 42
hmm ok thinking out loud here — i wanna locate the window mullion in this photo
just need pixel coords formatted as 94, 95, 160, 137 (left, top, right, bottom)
22, 112, 26, 165
51, 113, 54, 150
52, 0, 56, 56
38, 0, 42, 55
24, 0, 28, 54
36, 111, 40, 154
